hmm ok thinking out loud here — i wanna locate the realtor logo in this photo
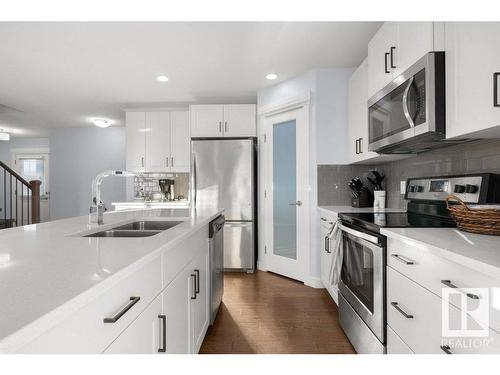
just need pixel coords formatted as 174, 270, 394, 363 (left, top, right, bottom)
441, 287, 489, 338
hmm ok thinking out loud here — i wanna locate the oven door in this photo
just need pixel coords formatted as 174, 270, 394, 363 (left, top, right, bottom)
338, 224, 385, 343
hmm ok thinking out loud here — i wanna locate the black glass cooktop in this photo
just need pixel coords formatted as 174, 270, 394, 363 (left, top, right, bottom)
339, 212, 456, 233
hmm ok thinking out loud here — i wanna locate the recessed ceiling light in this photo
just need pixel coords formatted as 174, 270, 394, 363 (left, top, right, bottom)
93, 119, 111, 128
157, 75, 169, 82
0, 129, 10, 141
266, 73, 278, 80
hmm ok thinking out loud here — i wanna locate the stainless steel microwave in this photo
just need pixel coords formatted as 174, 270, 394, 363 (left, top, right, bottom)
368, 52, 446, 154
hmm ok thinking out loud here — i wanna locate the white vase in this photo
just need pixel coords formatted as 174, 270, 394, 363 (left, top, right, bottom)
374, 190, 386, 211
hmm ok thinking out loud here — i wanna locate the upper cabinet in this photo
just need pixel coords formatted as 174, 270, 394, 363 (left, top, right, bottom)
190, 104, 256, 138
445, 22, 500, 139
368, 22, 444, 98
349, 58, 378, 163
126, 110, 190, 173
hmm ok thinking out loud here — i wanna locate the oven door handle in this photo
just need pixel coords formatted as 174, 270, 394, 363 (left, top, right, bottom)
402, 76, 415, 128
339, 223, 380, 245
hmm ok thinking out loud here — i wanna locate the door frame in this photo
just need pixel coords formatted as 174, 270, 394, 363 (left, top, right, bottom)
258, 94, 310, 283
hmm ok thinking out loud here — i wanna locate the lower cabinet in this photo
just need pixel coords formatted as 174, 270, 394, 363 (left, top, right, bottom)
189, 251, 210, 354
319, 210, 338, 303
104, 296, 162, 354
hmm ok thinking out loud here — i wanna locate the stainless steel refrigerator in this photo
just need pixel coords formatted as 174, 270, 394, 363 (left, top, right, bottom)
192, 138, 256, 272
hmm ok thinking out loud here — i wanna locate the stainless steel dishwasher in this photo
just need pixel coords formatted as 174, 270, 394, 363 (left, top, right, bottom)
209, 215, 225, 325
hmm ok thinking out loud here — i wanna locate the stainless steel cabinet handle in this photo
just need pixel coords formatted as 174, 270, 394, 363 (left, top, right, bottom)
390, 46, 396, 69
103, 296, 141, 323
141, 157, 144, 168
441, 280, 480, 300
403, 76, 415, 128
288, 201, 302, 206
194, 269, 200, 294
166, 157, 168, 167
358, 138, 363, 153
391, 254, 414, 265
384, 52, 390, 74
224, 121, 228, 133
190, 274, 197, 299
494, 72, 500, 107
440, 345, 453, 354
391, 302, 414, 319
355, 139, 359, 154
158, 314, 166, 353
324, 236, 331, 253
218, 121, 222, 133
171, 157, 174, 168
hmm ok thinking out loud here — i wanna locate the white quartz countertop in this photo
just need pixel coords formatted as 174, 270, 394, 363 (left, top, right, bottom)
112, 201, 190, 207
0, 207, 223, 352
318, 206, 406, 214
381, 227, 500, 280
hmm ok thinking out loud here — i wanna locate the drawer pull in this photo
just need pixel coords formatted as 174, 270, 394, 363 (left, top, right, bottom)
391, 254, 414, 265
324, 236, 331, 253
190, 274, 197, 300
391, 302, 414, 319
194, 269, 200, 295
440, 345, 453, 354
103, 296, 141, 323
441, 280, 480, 300
158, 314, 166, 353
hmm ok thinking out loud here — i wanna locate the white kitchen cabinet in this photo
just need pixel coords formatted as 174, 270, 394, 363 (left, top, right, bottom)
190, 104, 256, 138
189, 250, 210, 354
349, 59, 378, 163
445, 22, 500, 139
368, 22, 442, 98
170, 111, 191, 172
161, 266, 191, 354
223, 104, 257, 137
126, 110, 190, 173
104, 295, 162, 354
319, 210, 337, 304
387, 325, 413, 354
146, 112, 171, 172
126, 112, 147, 172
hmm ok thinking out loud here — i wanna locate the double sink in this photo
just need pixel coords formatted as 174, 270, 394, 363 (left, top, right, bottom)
84, 220, 184, 238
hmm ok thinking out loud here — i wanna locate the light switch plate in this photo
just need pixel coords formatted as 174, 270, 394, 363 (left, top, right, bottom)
400, 181, 407, 195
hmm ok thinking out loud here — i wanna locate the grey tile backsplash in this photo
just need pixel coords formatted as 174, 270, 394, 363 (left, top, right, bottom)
318, 139, 500, 209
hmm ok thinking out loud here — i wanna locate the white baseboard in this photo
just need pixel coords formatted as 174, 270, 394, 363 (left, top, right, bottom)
256, 260, 267, 272
304, 276, 324, 289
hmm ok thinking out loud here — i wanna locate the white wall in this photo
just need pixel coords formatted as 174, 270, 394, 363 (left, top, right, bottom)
257, 68, 352, 286
0, 137, 50, 168
49, 126, 127, 220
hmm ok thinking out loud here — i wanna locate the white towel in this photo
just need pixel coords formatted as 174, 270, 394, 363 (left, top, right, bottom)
328, 220, 343, 287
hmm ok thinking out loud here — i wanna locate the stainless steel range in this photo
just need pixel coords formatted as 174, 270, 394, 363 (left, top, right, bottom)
337, 173, 500, 354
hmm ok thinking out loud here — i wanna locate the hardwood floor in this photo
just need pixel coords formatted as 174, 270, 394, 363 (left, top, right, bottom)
200, 270, 355, 354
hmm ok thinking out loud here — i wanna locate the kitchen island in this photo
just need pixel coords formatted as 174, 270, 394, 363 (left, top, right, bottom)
0, 207, 223, 354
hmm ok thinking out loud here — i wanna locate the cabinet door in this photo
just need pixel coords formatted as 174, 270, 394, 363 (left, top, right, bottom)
189, 251, 209, 354
170, 111, 191, 172
392, 22, 434, 77
223, 104, 257, 137
126, 112, 147, 172
367, 22, 397, 98
445, 22, 500, 139
146, 112, 171, 172
190, 105, 224, 137
162, 267, 191, 354
319, 222, 331, 287
103, 296, 162, 354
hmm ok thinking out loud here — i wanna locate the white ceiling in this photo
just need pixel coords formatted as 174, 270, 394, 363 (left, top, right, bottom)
0, 22, 381, 137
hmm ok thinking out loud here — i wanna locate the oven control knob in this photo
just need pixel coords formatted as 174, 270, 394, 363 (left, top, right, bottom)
465, 184, 478, 194
454, 184, 466, 193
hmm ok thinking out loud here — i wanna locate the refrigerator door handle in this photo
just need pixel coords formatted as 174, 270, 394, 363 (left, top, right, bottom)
193, 154, 197, 207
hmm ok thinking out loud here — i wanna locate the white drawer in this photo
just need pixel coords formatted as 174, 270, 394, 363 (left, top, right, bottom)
18, 257, 162, 353
387, 325, 413, 354
319, 211, 337, 229
387, 237, 500, 333
387, 266, 500, 354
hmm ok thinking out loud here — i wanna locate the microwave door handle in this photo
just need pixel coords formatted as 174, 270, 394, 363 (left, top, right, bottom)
402, 76, 415, 128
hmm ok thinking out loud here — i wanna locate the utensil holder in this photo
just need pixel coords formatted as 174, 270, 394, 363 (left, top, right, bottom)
351, 188, 373, 208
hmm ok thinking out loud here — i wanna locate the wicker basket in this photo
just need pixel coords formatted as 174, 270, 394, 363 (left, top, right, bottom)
446, 195, 500, 235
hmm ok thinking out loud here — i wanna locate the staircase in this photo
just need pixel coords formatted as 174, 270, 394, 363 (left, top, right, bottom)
0, 160, 41, 229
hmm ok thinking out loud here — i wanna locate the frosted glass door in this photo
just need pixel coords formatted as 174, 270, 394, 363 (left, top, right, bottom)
272, 120, 297, 260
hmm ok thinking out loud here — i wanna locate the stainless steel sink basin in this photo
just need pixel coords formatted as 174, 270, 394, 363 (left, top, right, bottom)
112, 220, 184, 231
84, 230, 162, 238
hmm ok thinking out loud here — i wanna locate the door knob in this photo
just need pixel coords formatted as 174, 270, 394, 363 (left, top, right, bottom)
288, 201, 302, 206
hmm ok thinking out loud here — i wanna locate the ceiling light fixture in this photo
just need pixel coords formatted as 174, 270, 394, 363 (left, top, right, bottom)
157, 75, 169, 82
0, 129, 10, 141
266, 73, 278, 80
93, 119, 111, 128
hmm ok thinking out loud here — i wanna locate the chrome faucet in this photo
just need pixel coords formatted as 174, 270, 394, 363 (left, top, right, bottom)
89, 170, 136, 225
